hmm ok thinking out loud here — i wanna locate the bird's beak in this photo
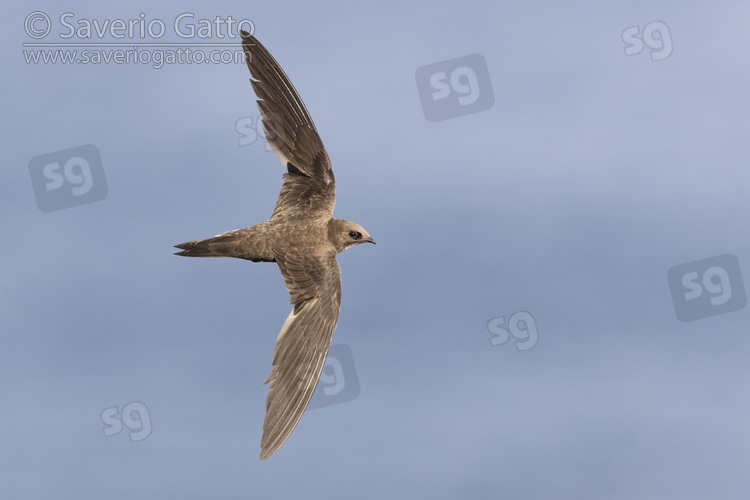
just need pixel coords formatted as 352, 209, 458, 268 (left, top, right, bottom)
366, 238, 376, 245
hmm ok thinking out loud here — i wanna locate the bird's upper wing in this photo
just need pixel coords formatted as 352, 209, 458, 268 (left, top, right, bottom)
260, 249, 342, 459
241, 32, 336, 220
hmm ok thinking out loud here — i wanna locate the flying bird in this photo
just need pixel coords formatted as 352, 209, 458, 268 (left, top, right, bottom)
175, 31, 374, 460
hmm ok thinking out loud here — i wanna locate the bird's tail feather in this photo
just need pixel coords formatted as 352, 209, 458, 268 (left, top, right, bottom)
174, 229, 275, 262
175, 233, 243, 257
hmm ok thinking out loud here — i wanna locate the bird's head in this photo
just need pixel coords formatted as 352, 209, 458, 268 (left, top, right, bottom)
328, 219, 375, 253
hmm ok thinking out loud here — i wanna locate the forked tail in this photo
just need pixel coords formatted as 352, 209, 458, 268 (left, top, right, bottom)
174, 226, 276, 262
174, 237, 226, 257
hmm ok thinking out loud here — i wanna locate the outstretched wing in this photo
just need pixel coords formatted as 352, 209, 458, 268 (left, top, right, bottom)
241, 31, 336, 220
260, 250, 342, 459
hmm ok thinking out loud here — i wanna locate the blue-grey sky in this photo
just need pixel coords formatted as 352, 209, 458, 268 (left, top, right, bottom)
4, 1, 750, 498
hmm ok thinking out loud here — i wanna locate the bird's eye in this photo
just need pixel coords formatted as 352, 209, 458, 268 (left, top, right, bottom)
348, 230, 361, 239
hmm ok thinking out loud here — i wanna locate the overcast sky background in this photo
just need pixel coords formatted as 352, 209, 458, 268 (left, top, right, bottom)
3, 1, 750, 498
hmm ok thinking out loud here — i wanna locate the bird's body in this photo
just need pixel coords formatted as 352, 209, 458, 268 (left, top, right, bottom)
175, 31, 373, 460
176, 218, 349, 262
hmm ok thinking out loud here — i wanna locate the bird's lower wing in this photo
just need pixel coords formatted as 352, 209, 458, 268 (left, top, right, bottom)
260, 252, 342, 459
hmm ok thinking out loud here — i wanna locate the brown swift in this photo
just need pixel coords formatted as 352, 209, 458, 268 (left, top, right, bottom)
174, 31, 374, 460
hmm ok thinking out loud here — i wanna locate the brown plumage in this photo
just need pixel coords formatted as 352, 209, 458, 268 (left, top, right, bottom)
175, 32, 374, 460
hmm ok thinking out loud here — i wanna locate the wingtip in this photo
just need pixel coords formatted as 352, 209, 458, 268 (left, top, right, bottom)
240, 30, 257, 49
260, 440, 282, 460
241, 31, 257, 71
